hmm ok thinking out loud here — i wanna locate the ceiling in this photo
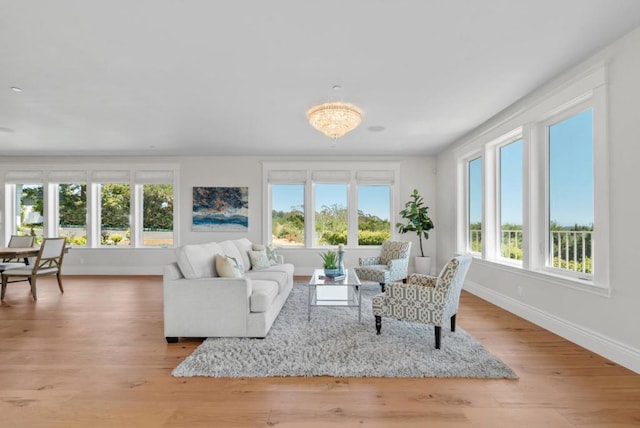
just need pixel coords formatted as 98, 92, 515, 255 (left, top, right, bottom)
2, 1, 640, 158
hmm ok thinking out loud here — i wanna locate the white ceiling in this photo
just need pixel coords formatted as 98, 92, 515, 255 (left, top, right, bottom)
2, 0, 640, 157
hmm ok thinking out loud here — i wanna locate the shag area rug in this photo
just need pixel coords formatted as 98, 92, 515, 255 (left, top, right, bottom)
173, 285, 518, 379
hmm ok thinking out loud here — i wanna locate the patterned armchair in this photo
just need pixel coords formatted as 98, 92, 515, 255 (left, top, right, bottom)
353, 240, 411, 292
372, 254, 472, 349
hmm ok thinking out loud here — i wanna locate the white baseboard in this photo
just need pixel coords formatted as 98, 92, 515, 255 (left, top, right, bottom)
464, 279, 640, 374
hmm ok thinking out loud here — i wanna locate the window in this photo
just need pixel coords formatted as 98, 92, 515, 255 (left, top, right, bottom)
271, 184, 305, 247
547, 108, 593, 275
3, 166, 176, 248
18, 184, 44, 244
99, 183, 131, 246
499, 139, 523, 261
468, 157, 482, 254
58, 183, 87, 247
141, 184, 174, 247
454, 65, 607, 288
314, 183, 347, 246
357, 185, 391, 246
264, 162, 399, 248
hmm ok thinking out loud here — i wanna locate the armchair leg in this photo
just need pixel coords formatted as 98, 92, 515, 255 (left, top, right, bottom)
451, 314, 456, 332
166, 337, 179, 343
375, 316, 382, 335
380, 283, 386, 293
435, 326, 441, 349
1, 275, 6, 300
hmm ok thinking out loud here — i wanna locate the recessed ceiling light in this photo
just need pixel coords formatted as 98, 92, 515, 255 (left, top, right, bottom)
368, 125, 385, 132
10, 86, 23, 92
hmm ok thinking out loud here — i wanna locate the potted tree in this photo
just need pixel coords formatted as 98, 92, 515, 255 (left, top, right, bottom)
396, 188, 435, 274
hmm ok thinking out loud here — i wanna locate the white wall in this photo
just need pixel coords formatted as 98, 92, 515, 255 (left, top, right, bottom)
436, 26, 640, 373
0, 155, 436, 275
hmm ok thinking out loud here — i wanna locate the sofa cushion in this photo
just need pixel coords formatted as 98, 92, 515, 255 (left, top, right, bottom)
256, 263, 295, 278
176, 242, 223, 279
244, 270, 289, 293
218, 240, 245, 272
248, 250, 270, 270
249, 280, 279, 313
215, 255, 244, 278
232, 238, 253, 272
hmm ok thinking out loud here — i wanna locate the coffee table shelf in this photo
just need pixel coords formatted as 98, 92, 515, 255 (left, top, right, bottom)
308, 268, 362, 322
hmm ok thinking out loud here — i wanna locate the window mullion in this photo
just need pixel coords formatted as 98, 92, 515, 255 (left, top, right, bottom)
132, 184, 142, 247
521, 123, 537, 270
88, 183, 100, 248
484, 146, 497, 260
46, 183, 58, 238
306, 176, 314, 248
347, 177, 357, 247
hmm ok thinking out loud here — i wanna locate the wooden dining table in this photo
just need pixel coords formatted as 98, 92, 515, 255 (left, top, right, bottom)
0, 247, 40, 265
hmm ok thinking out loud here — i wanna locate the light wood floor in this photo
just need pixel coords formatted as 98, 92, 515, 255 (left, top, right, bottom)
1, 276, 639, 428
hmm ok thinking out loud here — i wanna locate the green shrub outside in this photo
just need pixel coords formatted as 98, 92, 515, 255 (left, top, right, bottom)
552, 257, 592, 274
358, 230, 390, 245
320, 231, 347, 245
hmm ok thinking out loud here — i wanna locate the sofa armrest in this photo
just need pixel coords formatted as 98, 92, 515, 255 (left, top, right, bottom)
163, 274, 253, 337
387, 257, 409, 270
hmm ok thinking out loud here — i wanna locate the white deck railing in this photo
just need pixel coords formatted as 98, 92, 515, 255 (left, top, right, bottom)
549, 230, 593, 273
469, 228, 593, 274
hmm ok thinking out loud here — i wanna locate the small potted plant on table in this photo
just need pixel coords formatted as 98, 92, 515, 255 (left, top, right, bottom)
320, 249, 340, 277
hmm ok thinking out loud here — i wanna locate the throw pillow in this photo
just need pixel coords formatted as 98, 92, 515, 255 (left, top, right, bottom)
265, 244, 279, 266
215, 255, 244, 278
248, 250, 270, 270
252, 244, 266, 251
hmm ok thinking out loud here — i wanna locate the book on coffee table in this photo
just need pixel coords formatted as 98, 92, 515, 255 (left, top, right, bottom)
321, 274, 345, 281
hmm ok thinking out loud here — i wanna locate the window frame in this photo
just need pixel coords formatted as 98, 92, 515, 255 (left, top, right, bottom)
493, 130, 524, 266
542, 102, 596, 281
460, 152, 484, 257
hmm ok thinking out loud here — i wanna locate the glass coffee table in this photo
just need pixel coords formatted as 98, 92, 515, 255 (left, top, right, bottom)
308, 268, 362, 322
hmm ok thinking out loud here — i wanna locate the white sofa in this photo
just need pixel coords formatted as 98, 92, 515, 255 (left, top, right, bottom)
163, 238, 294, 342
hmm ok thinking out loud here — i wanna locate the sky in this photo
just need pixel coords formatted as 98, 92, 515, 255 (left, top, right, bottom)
470, 108, 594, 227
272, 184, 390, 220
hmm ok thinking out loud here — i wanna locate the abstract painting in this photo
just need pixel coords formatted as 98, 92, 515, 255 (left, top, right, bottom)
192, 187, 248, 231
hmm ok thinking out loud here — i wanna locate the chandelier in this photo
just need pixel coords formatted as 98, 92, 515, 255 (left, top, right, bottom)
306, 101, 363, 139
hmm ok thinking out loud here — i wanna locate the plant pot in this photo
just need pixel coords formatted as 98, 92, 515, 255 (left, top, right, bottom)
324, 268, 340, 277
414, 256, 432, 275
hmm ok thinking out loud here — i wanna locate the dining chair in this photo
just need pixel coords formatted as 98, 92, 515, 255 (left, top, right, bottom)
1, 238, 67, 301
0, 235, 36, 273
